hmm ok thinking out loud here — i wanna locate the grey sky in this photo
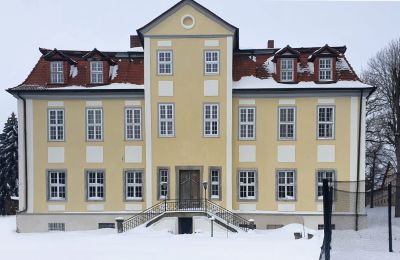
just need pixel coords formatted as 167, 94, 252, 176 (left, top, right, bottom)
0, 0, 399, 125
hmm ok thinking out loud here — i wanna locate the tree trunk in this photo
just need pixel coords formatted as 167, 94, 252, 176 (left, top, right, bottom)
370, 155, 376, 208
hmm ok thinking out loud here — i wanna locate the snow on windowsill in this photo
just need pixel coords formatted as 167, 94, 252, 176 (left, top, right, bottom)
50, 83, 144, 90
233, 76, 372, 89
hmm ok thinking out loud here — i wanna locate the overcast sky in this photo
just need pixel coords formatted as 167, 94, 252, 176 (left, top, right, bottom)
0, 0, 399, 125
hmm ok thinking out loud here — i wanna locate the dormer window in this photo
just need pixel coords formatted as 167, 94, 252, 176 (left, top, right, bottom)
280, 58, 294, 82
90, 61, 103, 84
50, 61, 64, 84
319, 58, 332, 81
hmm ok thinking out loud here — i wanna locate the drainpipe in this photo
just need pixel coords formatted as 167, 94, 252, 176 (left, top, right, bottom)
15, 93, 28, 213
355, 89, 364, 231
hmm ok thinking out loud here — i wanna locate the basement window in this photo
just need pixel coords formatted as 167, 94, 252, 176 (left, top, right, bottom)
98, 223, 115, 229
48, 223, 65, 231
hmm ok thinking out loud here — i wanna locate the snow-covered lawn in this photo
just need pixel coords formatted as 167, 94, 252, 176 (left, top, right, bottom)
332, 207, 400, 260
0, 217, 322, 260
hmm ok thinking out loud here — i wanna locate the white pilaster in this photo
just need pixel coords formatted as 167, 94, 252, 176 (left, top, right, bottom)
144, 37, 153, 208
349, 96, 358, 181
17, 98, 26, 211
226, 36, 233, 210
26, 99, 34, 213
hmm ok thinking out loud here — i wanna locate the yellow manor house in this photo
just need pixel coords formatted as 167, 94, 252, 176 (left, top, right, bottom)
8, 0, 373, 233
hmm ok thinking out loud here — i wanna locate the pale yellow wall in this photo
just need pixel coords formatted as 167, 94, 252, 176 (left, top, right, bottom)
145, 4, 233, 36
32, 99, 146, 213
232, 96, 358, 211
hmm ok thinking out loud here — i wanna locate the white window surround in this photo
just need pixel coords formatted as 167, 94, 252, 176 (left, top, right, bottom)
204, 50, 220, 75
278, 107, 296, 140
125, 107, 142, 140
203, 103, 219, 137
158, 103, 175, 137
209, 168, 221, 200
50, 61, 64, 84
48, 109, 64, 141
238, 170, 257, 200
157, 51, 173, 75
277, 170, 296, 201
125, 170, 143, 200
90, 61, 104, 84
87, 170, 104, 201
316, 170, 336, 200
48, 170, 66, 201
317, 106, 335, 139
319, 58, 333, 81
280, 58, 294, 82
86, 108, 103, 141
239, 107, 256, 140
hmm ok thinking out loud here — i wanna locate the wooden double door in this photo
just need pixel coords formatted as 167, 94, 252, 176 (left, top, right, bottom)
179, 170, 201, 200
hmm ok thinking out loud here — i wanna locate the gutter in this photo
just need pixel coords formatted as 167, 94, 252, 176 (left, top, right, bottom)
355, 89, 364, 231
14, 93, 28, 214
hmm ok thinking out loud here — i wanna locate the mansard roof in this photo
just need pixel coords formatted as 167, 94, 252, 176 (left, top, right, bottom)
136, 0, 239, 49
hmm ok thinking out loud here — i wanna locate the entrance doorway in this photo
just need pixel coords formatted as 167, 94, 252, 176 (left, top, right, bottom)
178, 217, 193, 234
179, 170, 201, 200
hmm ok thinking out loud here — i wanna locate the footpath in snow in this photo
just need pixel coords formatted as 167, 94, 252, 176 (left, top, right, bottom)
0, 217, 321, 260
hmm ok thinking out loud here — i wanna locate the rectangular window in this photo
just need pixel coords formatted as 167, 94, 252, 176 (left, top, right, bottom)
277, 170, 296, 200
158, 104, 174, 137
48, 170, 66, 201
318, 224, 336, 230
280, 58, 294, 82
239, 107, 256, 140
90, 61, 104, 84
158, 168, 169, 200
209, 168, 221, 200
157, 51, 173, 75
48, 109, 64, 141
125, 107, 141, 140
238, 170, 256, 200
98, 223, 115, 229
50, 61, 64, 84
204, 104, 219, 136
317, 106, 335, 139
319, 58, 332, 81
125, 170, 143, 200
87, 170, 104, 200
317, 170, 335, 200
87, 108, 103, 141
48, 223, 65, 231
204, 50, 219, 74
279, 107, 295, 140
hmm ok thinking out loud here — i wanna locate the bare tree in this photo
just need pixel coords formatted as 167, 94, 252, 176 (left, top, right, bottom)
363, 38, 400, 216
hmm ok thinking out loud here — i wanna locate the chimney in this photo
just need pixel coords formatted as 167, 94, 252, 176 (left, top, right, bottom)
267, 40, 274, 49
130, 35, 142, 48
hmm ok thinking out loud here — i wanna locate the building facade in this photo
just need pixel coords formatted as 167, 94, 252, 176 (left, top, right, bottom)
8, 0, 373, 232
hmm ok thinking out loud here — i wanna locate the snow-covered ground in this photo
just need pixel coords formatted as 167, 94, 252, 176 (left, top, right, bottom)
332, 207, 400, 259
0, 217, 322, 260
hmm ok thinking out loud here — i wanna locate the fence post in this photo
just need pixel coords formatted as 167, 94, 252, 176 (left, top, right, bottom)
322, 179, 332, 260
115, 217, 124, 233
388, 183, 393, 253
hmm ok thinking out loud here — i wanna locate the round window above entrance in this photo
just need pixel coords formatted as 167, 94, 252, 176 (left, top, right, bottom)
181, 14, 195, 30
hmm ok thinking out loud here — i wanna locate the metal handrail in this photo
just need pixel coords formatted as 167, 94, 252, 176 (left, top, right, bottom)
121, 199, 251, 232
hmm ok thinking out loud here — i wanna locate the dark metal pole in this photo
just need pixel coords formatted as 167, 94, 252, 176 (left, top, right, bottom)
210, 217, 214, 237
323, 179, 331, 260
388, 183, 393, 253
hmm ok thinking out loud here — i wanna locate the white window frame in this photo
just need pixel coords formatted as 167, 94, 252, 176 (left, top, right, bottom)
277, 170, 296, 201
87, 170, 104, 201
239, 107, 256, 140
278, 107, 296, 140
125, 107, 141, 140
48, 170, 66, 201
157, 50, 173, 75
90, 61, 104, 84
209, 168, 221, 200
86, 108, 103, 141
204, 50, 220, 75
158, 168, 169, 200
50, 61, 64, 84
203, 103, 219, 137
48, 109, 65, 141
317, 106, 335, 139
319, 58, 333, 81
316, 170, 335, 200
238, 170, 257, 200
125, 170, 143, 200
280, 58, 294, 82
158, 103, 175, 137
